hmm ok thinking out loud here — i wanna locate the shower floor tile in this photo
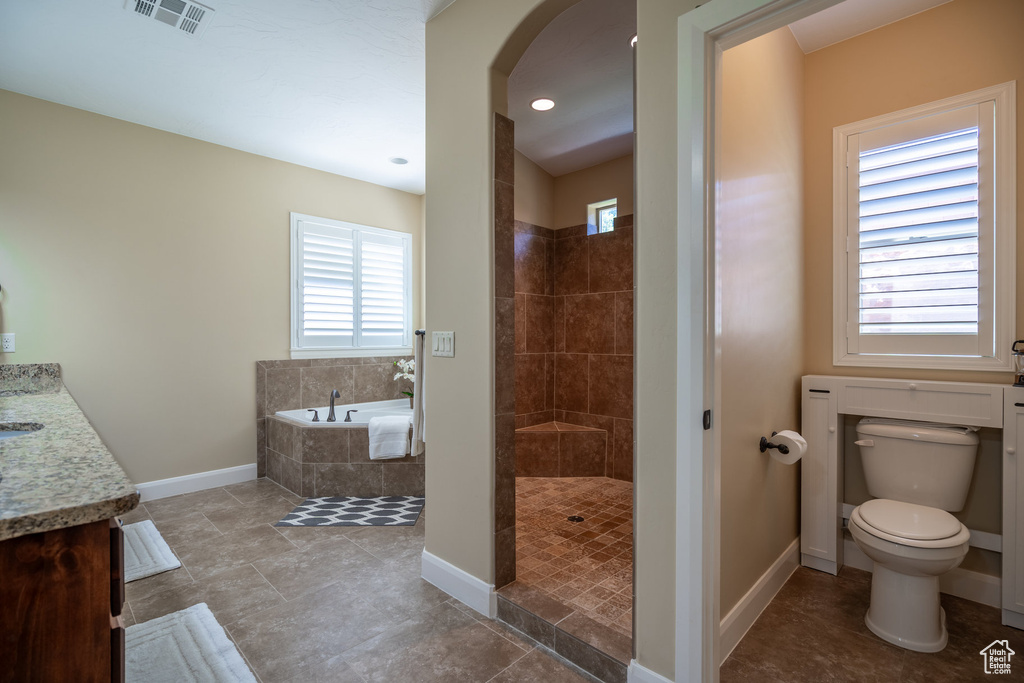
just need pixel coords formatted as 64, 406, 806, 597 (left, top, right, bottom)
514, 477, 633, 639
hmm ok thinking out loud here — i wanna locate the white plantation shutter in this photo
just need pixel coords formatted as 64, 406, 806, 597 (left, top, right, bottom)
291, 214, 411, 352
851, 105, 987, 356
834, 83, 1015, 370
299, 224, 355, 347
359, 231, 410, 347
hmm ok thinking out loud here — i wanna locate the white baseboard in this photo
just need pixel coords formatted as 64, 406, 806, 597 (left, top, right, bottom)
1003, 609, 1024, 630
421, 549, 496, 618
136, 464, 258, 502
842, 537, 1000, 608
627, 660, 674, 683
719, 537, 800, 663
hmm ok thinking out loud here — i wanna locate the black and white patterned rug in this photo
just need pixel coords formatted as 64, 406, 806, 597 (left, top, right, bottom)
275, 496, 425, 527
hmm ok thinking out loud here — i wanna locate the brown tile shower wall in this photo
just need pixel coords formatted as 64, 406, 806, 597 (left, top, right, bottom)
254, 357, 414, 484
514, 215, 634, 482
494, 113, 517, 589
514, 220, 557, 428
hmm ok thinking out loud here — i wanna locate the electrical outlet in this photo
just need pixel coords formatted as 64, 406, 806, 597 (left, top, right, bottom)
1, 333, 14, 353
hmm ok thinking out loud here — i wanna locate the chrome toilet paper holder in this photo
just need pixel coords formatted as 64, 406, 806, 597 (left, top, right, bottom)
759, 432, 790, 455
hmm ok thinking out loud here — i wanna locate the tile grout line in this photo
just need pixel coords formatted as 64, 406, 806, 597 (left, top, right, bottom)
248, 562, 290, 605
482, 645, 536, 683
222, 623, 264, 683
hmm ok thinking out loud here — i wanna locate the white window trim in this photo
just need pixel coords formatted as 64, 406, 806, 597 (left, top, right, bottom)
289, 212, 413, 360
832, 81, 1016, 372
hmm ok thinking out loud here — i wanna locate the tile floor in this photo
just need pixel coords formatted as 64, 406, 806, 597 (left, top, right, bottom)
119, 479, 600, 683
512, 477, 634, 639
721, 565, 1024, 682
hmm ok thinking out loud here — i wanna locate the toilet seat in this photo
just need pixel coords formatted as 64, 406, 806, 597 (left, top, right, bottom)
850, 499, 970, 549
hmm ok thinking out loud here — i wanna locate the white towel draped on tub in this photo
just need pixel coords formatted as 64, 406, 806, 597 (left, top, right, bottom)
368, 415, 411, 460
411, 331, 426, 456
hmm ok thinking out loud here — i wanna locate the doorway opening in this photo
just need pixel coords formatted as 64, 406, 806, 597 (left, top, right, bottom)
490, 0, 637, 679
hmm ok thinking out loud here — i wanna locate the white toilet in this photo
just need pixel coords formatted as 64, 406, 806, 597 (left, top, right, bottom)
848, 418, 978, 653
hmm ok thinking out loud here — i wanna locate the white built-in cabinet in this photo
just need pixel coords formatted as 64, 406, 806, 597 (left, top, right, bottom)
800, 375, 1024, 629
1003, 389, 1024, 628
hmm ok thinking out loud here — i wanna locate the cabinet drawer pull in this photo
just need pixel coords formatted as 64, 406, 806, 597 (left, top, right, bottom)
1008, 447, 1016, 455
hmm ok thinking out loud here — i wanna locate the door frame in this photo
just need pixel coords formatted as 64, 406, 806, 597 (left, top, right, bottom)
673, 1, 844, 680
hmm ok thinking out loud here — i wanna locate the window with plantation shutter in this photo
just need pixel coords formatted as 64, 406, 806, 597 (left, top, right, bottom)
833, 83, 1016, 371
291, 213, 411, 356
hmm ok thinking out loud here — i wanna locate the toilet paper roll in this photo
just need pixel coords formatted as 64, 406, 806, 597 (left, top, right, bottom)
769, 430, 806, 465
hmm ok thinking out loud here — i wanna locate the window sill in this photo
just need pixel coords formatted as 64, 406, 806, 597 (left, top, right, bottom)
834, 352, 1013, 373
290, 347, 412, 360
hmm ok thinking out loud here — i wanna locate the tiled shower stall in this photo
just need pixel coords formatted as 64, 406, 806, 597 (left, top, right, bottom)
513, 216, 634, 482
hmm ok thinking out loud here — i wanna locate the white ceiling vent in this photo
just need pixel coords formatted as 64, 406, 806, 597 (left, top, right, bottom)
126, 0, 215, 38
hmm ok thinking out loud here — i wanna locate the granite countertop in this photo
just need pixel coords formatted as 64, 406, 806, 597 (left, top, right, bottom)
0, 364, 139, 541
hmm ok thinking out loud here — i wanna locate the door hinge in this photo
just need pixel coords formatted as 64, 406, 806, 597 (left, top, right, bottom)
703, 410, 712, 430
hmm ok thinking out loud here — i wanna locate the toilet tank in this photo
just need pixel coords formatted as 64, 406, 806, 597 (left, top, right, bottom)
855, 418, 979, 511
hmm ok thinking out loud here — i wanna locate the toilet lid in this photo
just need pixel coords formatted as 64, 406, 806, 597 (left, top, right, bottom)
858, 499, 962, 541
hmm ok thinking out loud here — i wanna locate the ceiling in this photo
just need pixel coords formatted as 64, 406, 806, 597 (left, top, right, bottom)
508, 0, 953, 179
0, 0, 454, 195
0, 0, 956, 193
507, 0, 636, 178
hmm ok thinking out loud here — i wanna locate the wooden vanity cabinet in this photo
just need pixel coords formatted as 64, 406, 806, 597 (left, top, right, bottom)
0, 518, 126, 683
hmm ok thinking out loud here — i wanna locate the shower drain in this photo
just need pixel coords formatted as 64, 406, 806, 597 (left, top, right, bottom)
567, 515, 584, 523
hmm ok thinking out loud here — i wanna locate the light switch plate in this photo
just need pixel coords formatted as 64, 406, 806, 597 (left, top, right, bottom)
432, 331, 454, 357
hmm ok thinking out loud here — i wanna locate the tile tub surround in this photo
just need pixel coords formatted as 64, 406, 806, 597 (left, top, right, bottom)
265, 416, 423, 498
0, 365, 139, 540
255, 356, 414, 479
118, 480, 601, 683
514, 216, 634, 483
721, 566, 1021, 683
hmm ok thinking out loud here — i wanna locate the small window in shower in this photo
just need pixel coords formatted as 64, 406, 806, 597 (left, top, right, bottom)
587, 198, 617, 234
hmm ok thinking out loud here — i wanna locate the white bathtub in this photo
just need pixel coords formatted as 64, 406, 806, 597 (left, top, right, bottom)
275, 398, 412, 428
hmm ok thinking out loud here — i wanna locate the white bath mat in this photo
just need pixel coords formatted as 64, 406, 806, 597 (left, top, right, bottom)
126, 603, 256, 683
276, 495, 425, 526
123, 520, 181, 582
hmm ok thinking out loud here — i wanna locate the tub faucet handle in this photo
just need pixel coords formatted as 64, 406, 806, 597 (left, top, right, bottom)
307, 409, 320, 422
344, 409, 358, 423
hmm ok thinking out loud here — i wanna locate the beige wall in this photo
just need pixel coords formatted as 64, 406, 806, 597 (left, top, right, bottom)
514, 150, 555, 228
553, 153, 634, 228
719, 28, 804, 615
803, 0, 1024, 384
0, 89, 423, 484
426, 0, 700, 677
514, 149, 634, 230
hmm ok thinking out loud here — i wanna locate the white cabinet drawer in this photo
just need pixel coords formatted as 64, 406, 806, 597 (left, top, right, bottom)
837, 378, 1003, 428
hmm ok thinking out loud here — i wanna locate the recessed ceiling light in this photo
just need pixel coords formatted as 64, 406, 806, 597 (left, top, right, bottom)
630, 34, 638, 47
531, 98, 555, 112
389, 157, 408, 165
